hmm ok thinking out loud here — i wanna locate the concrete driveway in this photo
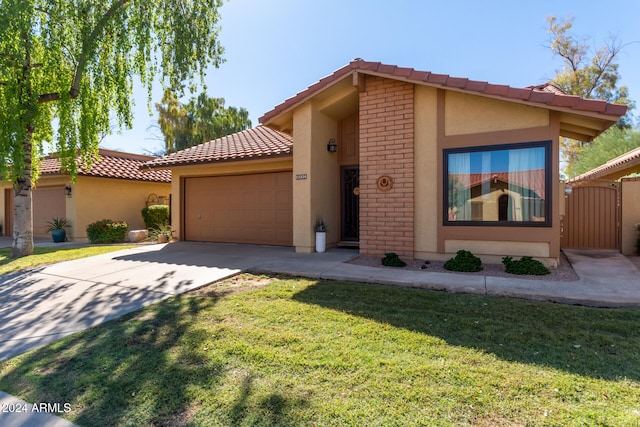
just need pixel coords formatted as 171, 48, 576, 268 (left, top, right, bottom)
0, 242, 356, 362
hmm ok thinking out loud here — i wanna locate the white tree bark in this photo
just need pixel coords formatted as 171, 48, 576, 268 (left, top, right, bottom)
11, 126, 34, 258
12, 180, 34, 258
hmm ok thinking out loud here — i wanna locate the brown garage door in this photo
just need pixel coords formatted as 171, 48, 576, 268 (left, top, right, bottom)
33, 186, 66, 238
184, 172, 293, 246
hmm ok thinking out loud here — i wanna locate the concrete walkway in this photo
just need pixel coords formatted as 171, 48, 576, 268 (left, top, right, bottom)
0, 241, 638, 426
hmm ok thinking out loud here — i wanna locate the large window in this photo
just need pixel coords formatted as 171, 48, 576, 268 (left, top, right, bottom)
444, 141, 551, 226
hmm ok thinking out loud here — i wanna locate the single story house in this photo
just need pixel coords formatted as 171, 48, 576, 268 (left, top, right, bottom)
145, 59, 626, 265
565, 147, 640, 255
2, 149, 171, 240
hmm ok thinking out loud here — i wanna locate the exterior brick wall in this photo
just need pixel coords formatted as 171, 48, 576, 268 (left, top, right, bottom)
359, 76, 415, 258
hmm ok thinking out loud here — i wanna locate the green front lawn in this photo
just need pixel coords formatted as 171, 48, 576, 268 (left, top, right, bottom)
0, 245, 136, 275
1, 274, 639, 426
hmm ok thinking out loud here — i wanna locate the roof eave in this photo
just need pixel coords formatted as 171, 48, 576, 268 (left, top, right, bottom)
259, 67, 357, 126
143, 151, 294, 169
569, 148, 640, 183
259, 64, 626, 132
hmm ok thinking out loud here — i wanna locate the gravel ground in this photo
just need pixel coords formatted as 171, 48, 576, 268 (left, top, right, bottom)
348, 252, 580, 281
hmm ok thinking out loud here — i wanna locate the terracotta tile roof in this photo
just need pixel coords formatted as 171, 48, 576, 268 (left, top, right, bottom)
568, 146, 640, 183
143, 126, 293, 168
462, 169, 546, 199
40, 149, 171, 182
259, 59, 628, 124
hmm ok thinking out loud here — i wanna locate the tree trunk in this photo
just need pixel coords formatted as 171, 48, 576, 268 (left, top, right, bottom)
11, 128, 34, 258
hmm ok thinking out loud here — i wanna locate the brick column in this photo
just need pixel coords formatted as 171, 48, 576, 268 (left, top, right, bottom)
359, 76, 415, 258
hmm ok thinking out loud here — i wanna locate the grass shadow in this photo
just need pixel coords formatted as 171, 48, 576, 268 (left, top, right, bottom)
0, 295, 221, 426
292, 279, 640, 381
0, 284, 310, 426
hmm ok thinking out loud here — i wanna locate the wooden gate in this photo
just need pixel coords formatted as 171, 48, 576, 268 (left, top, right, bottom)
561, 185, 620, 249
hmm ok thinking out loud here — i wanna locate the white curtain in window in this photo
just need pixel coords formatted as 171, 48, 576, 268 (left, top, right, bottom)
508, 147, 545, 221
480, 151, 491, 197
448, 153, 471, 221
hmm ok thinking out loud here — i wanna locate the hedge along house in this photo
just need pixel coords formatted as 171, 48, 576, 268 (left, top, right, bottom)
145, 59, 626, 266
1, 149, 171, 240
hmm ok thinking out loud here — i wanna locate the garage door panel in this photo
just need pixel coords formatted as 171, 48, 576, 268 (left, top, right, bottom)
213, 227, 226, 241
275, 191, 291, 205
274, 228, 291, 242
227, 209, 243, 227
257, 174, 273, 189
258, 192, 275, 208
185, 172, 293, 245
33, 186, 66, 238
242, 210, 258, 224
275, 172, 290, 186
275, 210, 292, 226
229, 192, 243, 205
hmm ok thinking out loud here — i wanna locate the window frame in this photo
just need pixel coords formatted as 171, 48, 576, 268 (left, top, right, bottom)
442, 140, 552, 227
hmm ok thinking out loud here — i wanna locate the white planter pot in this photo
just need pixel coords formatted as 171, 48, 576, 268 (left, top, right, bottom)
315, 231, 326, 253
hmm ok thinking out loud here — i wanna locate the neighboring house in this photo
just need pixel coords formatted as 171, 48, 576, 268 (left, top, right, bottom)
565, 147, 640, 255
2, 149, 171, 240
145, 59, 626, 266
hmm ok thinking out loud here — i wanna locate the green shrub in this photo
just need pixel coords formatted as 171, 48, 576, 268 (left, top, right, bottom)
444, 250, 483, 272
141, 205, 170, 230
86, 219, 128, 243
149, 222, 173, 241
381, 252, 407, 267
502, 256, 550, 275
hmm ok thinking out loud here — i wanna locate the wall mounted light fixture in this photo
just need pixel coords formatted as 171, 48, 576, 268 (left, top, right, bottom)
327, 138, 337, 153
65, 185, 72, 198
564, 185, 573, 196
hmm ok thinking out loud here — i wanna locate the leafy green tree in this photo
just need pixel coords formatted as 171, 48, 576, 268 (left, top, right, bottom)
0, 0, 224, 257
155, 89, 190, 155
156, 89, 252, 153
546, 16, 635, 171
568, 127, 640, 178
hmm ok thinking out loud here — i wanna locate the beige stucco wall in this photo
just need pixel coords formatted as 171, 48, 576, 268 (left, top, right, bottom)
365, 79, 558, 262
414, 85, 439, 255
437, 89, 560, 263
310, 107, 340, 249
71, 176, 170, 240
621, 178, 640, 255
2, 176, 73, 238
169, 158, 293, 241
445, 239, 550, 258
292, 104, 313, 252
444, 91, 549, 136
2, 176, 169, 240
292, 102, 339, 253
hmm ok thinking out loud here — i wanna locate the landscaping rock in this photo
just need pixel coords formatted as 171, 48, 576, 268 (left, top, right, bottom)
128, 229, 149, 243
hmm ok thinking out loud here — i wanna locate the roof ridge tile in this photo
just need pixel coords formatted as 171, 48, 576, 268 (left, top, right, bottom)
426, 73, 449, 84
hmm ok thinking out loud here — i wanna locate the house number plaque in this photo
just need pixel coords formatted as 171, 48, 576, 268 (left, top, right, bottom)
377, 175, 393, 192
295, 174, 308, 180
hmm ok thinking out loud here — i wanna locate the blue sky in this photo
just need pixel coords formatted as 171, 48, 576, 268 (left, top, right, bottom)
100, 0, 640, 155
